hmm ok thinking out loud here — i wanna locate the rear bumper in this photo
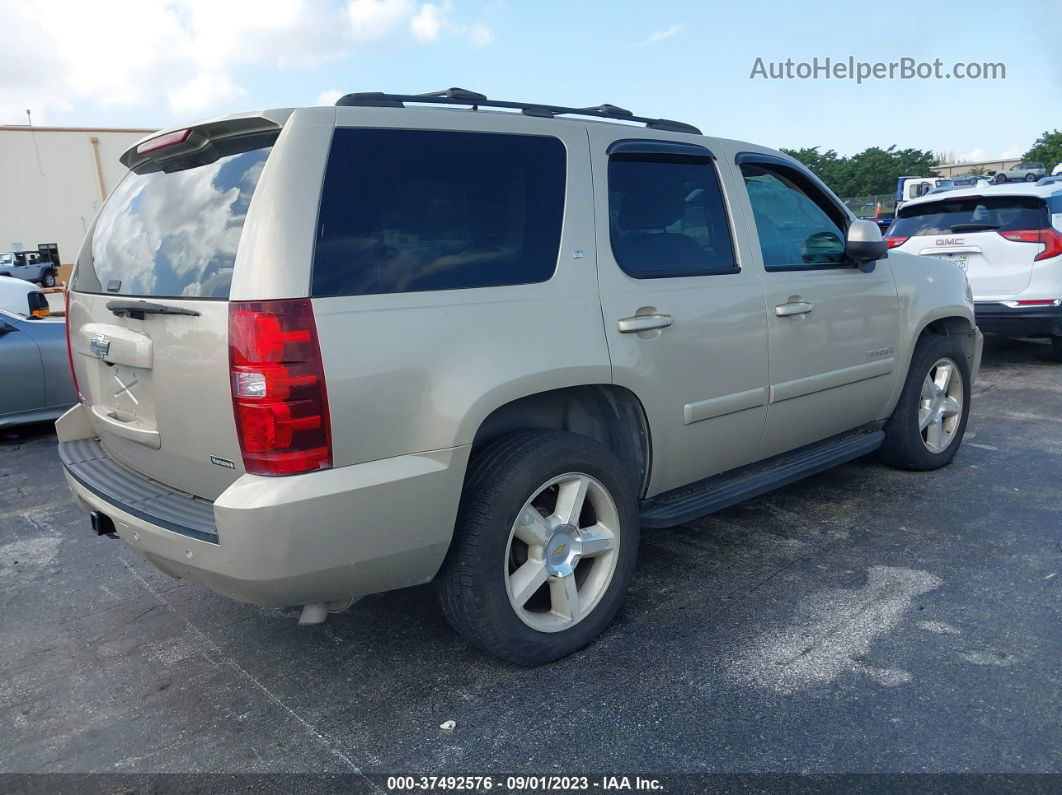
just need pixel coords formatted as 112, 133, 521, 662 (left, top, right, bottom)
975, 302, 1062, 338
57, 407, 470, 607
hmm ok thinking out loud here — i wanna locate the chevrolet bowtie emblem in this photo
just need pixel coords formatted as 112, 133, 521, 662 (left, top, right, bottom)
89, 335, 110, 360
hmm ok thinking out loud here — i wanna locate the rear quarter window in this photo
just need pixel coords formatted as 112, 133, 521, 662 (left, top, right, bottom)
891, 195, 1049, 236
312, 129, 566, 296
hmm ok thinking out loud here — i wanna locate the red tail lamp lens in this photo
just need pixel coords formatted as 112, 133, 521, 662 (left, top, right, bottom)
998, 228, 1062, 261
228, 299, 331, 476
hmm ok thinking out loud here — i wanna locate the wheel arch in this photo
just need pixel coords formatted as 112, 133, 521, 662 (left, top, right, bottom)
469, 384, 652, 498
883, 311, 977, 418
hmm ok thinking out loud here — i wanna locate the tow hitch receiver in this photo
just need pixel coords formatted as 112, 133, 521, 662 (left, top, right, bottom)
90, 511, 117, 538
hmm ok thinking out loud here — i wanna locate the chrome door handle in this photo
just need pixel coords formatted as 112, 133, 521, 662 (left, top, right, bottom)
617, 314, 673, 333
775, 301, 814, 317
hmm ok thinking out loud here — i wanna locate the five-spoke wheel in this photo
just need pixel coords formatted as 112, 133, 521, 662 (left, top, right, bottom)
438, 430, 639, 665
881, 334, 971, 470
505, 473, 621, 633
918, 357, 964, 453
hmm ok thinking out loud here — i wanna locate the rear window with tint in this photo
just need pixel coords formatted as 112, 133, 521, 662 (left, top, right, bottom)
77, 138, 273, 299
312, 129, 565, 296
891, 195, 1049, 237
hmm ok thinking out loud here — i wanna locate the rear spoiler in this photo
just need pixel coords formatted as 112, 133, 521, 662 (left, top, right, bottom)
120, 109, 294, 172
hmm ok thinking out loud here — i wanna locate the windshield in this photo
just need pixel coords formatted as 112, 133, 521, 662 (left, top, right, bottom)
890, 195, 1049, 236
75, 137, 273, 299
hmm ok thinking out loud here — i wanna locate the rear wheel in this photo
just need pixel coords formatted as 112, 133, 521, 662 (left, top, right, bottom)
438, 430, 640, 665
40, 270, 56, 287
1051, 336, 1062, 362
879, 334, 971, 470
1026, 173, 1038, 182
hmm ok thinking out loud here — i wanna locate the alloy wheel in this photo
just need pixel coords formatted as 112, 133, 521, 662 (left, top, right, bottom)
504, 473, 621, 633
919, 357, 963, 453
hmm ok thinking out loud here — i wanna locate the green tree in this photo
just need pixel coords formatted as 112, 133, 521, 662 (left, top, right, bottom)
781, 145, 936, 198
1022, 130, 1062, 173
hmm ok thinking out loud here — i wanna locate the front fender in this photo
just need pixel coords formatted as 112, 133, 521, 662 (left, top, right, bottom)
882, 251, 977, 416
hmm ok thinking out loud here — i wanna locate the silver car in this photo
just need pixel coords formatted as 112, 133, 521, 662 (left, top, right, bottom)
1, 309, 76, 428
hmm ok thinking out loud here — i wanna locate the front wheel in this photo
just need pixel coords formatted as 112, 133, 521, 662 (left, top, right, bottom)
879, 334, 971, 471
437, 430, 640, 665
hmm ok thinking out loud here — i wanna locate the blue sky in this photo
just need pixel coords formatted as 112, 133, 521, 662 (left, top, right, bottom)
3, 0, 1059, 162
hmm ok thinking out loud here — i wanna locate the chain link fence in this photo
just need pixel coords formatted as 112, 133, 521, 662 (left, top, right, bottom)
843, 193, 897, 218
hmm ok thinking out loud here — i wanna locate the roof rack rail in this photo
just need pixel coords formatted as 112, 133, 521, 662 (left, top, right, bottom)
334, 88, 701, 135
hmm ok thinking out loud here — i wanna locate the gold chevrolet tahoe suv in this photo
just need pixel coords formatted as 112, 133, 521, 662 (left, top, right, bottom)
57, 89, 982, 665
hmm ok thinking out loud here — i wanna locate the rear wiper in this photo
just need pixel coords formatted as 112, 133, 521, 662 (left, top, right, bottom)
949, 223, 999, 232
106, 300, 200, 319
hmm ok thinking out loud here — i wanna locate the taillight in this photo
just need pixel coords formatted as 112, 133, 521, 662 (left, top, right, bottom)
228, 299, 332, 476
886, 236, 909, 249
998, 228, 1062, 261
64, 289, 83, 403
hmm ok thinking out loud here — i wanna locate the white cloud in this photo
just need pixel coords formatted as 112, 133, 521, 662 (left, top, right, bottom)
0, 0, 493, 123
999, 143, 1025, 160
411, 1, 446, 42
348, 0, 415, 41
630, 24, 683, 48
466, 23, 494, 47
410, 0, 493, 46
315, 89, 345, 106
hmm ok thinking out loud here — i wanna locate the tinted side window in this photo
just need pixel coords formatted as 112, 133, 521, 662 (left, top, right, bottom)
608, 157, 737, 278
741, 164, 847, 270
313, 129, 565, 297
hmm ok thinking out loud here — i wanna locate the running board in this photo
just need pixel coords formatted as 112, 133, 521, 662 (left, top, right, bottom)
639, 430, 885, 529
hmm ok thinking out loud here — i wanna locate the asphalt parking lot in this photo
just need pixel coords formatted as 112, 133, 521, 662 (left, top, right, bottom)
1, 335, 1059, 777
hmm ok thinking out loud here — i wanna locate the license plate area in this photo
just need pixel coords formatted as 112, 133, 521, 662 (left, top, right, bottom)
931, 253, 969, 271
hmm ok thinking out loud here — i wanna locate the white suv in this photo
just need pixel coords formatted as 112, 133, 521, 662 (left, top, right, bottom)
886, 183, 1062, 360
58, 89, 980, 664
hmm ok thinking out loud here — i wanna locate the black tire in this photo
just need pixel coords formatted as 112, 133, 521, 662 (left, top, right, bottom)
437, 429, 640, 665
879, 334, 972, 471
40, 270, 56, 288
1051, 336, 1062, 362
1026, 173, 1038, 182
995, 173, 1007, 184
0, 272, 11, 278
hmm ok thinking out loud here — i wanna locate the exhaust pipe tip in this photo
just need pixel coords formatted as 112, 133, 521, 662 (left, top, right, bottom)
89, 511, 117, 538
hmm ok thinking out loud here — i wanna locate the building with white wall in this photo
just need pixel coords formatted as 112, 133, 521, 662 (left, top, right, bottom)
0, 125, 155, 277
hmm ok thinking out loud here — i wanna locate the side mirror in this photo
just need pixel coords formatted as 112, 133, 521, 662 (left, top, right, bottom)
846, 219, 887, 272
